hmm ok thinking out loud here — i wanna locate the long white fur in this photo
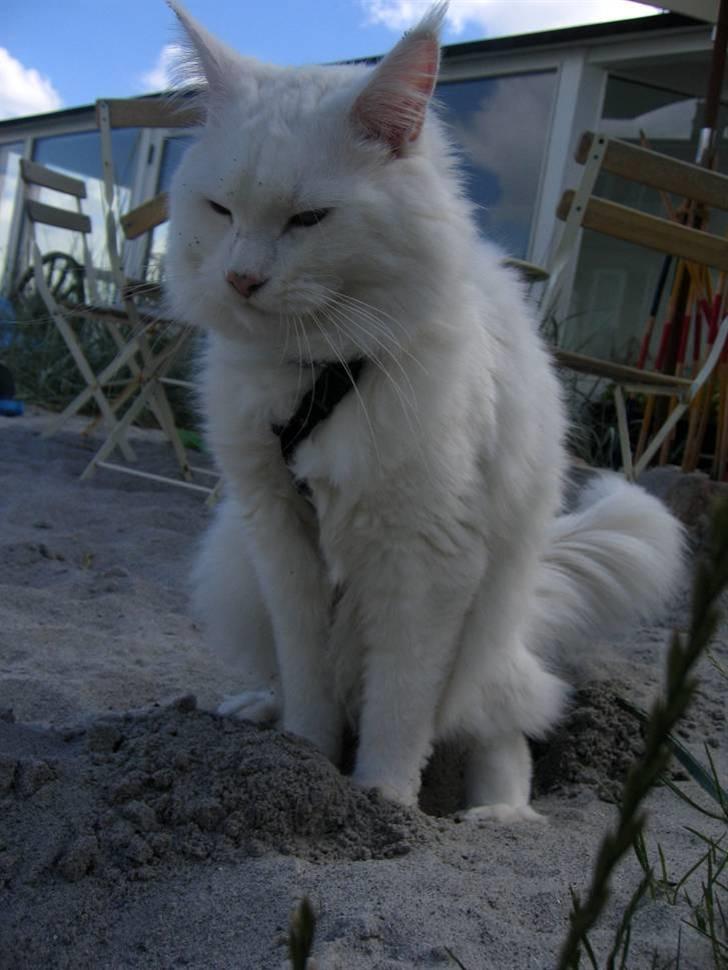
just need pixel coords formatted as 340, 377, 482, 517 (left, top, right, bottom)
166, 2, 684, 818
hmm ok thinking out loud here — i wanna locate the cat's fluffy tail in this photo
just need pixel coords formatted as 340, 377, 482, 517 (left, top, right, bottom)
532, 474, 685, 650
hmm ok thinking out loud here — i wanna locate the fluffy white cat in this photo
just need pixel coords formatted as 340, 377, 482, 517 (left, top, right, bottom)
165, 2, 683, 819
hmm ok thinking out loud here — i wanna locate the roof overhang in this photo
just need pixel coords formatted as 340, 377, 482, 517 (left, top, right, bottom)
630, 1, 718, 23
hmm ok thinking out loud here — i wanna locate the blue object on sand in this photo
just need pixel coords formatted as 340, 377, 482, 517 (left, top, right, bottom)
0, 362, 23, 415
0, 399, 24, 416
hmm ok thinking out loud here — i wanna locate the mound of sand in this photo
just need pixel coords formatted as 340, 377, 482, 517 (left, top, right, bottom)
3, 696, 424, 889
1, 682, 652, 893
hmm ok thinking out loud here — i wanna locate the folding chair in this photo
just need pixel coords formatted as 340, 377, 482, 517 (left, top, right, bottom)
543, 131, 728, 480
79, 97, 218, 497
18, 158, 140, 461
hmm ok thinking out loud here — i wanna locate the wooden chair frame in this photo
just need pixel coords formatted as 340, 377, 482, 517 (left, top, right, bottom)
19, 158, 146, 462
79, 98, 219, 497
544, 131, 728, 479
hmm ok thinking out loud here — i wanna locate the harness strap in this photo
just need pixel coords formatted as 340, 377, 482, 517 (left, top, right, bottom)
272, 359, 365, 490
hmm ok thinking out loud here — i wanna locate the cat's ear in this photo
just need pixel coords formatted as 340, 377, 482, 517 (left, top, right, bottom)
351, 3, 446, 154
166, 1, 243, 101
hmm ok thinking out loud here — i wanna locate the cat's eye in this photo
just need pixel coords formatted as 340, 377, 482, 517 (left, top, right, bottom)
287, 208, 331, 229
208, 199, 232, 218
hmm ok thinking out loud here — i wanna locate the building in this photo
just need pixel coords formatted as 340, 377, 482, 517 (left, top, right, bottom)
0, 11, 725, 362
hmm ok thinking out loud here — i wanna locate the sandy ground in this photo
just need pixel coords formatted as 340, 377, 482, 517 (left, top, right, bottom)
1, 408, 726, 970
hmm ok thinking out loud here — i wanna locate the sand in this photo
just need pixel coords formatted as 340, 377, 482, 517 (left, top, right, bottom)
0, 409, 726, 970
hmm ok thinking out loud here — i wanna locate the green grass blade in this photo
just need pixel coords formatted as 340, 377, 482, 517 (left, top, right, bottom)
287, 897, 316, 970
618, 698, 728, 809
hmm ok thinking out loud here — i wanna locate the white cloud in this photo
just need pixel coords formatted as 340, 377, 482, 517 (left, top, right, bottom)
0, 48, 62, 120
362, 1, 660, 36
140, 43, 184, 92
448, 74, 553, 243
601, 97, 698, 140
452, 74, 550, 200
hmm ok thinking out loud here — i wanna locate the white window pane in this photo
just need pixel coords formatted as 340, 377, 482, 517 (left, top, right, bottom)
0, 142, 25, 291
30, 129, 142, 300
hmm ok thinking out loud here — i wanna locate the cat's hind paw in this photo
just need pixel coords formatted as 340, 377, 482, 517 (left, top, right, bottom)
217, 689, 280, 724
455, 803, 546, 824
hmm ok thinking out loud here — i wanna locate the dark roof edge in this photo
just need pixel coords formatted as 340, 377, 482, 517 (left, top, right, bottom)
0, 12, 707, 134
440, 11, 705, 62
0, 102, 95, 135
341, 12, 706, 68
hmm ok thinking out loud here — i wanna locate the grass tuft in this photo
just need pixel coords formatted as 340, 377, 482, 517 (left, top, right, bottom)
287, 896, 317, 970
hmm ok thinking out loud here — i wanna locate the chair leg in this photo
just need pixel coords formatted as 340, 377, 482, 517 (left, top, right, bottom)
81, 373, 160, 480
633, 401, 689, 479
205, 479, 224, 507
142, 328, 194, 481
614, 386, 635, 482
80, 330, 192, 483
44, 309, 137, 463
634, 315, 728, 478
122, 327, 194, 481
43, 324, 157, 459
82, 377, 141, 437
147, 379, 193, 481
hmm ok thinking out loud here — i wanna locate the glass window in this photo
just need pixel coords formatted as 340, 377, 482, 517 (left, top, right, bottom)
0, 141, 24, 293
157, 135, 193, 191
436, 71, 558, 257
565, 75, 728, 363
145, 135, 194, 283
24, 128, 142, 298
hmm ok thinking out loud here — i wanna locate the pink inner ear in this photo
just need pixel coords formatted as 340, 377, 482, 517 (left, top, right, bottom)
352, 35, 440, 154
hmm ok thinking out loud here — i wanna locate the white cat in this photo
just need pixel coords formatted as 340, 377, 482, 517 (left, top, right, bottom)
165, 2, 683, 820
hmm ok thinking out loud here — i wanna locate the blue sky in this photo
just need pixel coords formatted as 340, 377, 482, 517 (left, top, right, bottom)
2, 1, 660, 121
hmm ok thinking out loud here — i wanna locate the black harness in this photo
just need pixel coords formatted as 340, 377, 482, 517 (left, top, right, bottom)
272, 359, 365, 493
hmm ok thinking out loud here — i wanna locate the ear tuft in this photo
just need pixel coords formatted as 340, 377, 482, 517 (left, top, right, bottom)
166, 1, 239, 100
352, 3, 446, 153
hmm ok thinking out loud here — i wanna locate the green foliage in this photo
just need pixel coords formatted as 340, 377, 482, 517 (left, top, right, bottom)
631, 696, 728, 968
621, 701, 728, 811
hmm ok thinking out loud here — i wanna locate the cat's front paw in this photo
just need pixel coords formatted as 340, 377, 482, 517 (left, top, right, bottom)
283, 715, 341, 765
351, 770, 418, 808
455, 803, 546, 824
217, 689, 280, 724
290, 437, 321, 484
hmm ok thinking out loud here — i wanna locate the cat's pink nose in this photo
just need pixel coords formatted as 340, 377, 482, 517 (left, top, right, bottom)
226, 270, 268, 299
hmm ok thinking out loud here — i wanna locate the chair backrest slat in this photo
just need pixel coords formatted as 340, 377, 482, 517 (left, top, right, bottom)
121, 192, 169, 240
553, 348, 692, 390
556, 190, 728, 272
576, 131, 728, 212
20, 159, 87, 199
96, 97, 200, 130
25, 198, 92, 234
